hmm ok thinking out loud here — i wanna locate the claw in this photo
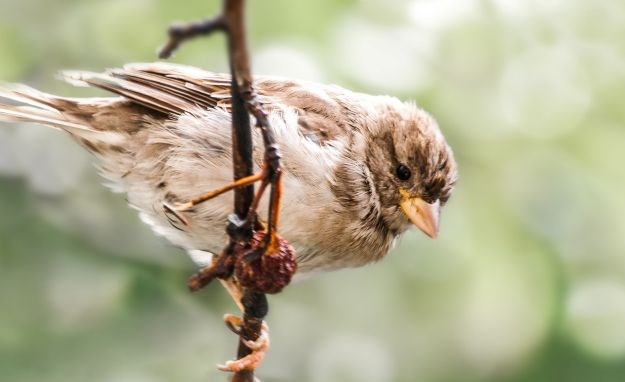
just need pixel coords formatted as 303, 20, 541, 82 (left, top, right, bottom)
164, 169, 267, 231
224, 313, 243, 335
223, 314, 269, 336
242, 330, 269, 351
218, 315, 270, 373
163, 202, 190, 226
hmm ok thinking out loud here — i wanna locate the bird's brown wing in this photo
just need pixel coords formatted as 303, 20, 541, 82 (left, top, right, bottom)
63, 62, 357, 143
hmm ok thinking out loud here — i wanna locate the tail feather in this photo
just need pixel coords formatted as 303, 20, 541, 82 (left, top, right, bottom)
0, 83, 136, 194
0, 84, 124, 144
0, 103, 86, 131
0, 84, 60, 112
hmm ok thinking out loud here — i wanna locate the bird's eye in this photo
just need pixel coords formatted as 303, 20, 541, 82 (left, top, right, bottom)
395, 164, 412, 181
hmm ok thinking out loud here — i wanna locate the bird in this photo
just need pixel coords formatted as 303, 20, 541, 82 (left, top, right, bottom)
0, 61, 457, 371
0, 62, 457, 274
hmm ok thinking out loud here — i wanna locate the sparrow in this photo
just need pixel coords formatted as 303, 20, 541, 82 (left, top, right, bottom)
0, 62, 457, 276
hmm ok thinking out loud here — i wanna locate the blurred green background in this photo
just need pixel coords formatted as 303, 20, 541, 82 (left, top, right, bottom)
1, 0, 625, 381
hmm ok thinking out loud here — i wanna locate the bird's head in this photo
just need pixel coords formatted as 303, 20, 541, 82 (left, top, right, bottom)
363, 102, 458, 238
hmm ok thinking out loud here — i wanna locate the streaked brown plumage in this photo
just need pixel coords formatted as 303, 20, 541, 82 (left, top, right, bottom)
0, 62, 458, 277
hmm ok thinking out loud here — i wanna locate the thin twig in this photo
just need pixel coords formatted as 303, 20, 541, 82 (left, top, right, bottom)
158, 16, 225, 59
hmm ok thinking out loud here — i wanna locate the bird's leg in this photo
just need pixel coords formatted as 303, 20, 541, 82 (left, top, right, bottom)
218, 314, 270, 373
265, 171, 283, 252
189, 262, 271, 373
161, 99, 283, 245
164, 159, 281, 243
162, 170, 266, 227
254, 113, 283, 253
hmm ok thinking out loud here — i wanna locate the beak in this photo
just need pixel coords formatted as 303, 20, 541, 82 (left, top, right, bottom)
399, 190, 441, 239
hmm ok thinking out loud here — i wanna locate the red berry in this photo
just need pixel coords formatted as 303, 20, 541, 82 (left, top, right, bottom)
234, 231, 297, 294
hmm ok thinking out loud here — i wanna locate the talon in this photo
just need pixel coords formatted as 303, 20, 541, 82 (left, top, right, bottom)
216, 360, 236, 372
163, 202, 190, 226
216, 324, 270, 373
224, 313, 243, 335
242, 330, 268, 351
175, 201, 194, 212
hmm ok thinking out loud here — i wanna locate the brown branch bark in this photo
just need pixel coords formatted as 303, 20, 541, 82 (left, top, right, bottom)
159, 1, 273, 381
223, 5, 269, 380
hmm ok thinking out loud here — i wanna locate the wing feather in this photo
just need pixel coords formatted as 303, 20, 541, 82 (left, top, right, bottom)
61, 62, 362, 143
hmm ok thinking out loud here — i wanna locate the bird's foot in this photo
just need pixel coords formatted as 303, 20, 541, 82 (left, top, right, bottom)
162, 161, 283, 251
163, 170, 265, 223
218, 314, 270, 373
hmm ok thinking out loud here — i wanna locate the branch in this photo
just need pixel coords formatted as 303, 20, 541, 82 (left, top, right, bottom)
159, 1, 282, 381
221, 4, 268, 382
